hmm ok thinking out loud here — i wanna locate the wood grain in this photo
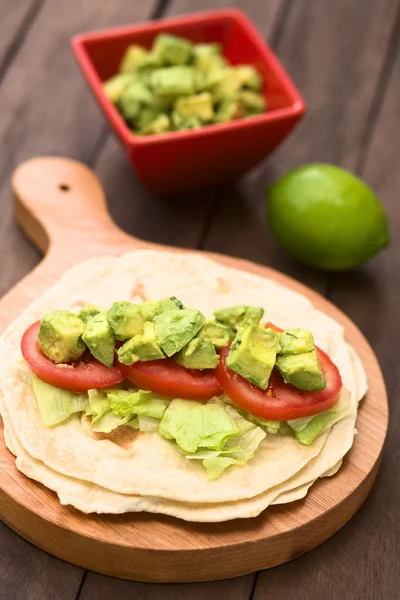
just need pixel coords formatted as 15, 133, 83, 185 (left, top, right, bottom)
0, 156, 388, 583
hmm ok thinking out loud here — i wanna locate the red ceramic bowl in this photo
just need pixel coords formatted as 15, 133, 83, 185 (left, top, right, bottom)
72, 9, 306, 195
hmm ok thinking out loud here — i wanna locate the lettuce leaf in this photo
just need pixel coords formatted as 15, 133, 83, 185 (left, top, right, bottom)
32, 375, 88, 427
161, 399, 266, 477
107, 389, 169, 420
159, 398, 242, 453
287, 389, 351, 445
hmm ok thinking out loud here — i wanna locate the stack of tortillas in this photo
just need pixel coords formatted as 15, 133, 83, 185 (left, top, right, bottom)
0, 251, 367, 522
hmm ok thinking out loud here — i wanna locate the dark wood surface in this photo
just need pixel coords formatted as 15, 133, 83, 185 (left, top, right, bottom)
0, 0, 398, 597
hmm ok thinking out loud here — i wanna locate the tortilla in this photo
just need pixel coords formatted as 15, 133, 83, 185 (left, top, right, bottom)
0, 251, 366, 520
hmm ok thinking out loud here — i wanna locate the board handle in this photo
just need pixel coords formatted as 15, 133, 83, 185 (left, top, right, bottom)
12, 156, 138, 254
0, 157, 149, 330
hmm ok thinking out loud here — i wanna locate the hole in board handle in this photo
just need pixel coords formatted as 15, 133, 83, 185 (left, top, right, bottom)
59, 183, 70, 192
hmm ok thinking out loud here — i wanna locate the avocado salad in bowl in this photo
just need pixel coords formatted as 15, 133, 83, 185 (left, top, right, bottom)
0, 251, 366, 522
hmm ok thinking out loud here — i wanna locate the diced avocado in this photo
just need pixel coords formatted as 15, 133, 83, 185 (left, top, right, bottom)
135, 105, 163, 130
38, 311, 86, 364
150, 66, 196, 100
226, 323, 280, 390
117, 322, 165, 365
213, 305, 264, 331
171, 112, 203, 131
119, 45, 159, 73
195, 68, 226, 93
139, 296, 183, 321
119, 81, 153, 122
107, 301, 145, 341
175, 336, 219, 370
174, 92, 214, 122
200, 320, 233, 350
211, 68, 242, 102
215, 97, 243, 123
193, 43, 227, 73
82, 312, 115, 367
103, 73, 135, 103
78, 304, 101, 325
139, 114, 170, 135
154, 309, 205, 357
279, 328, 315, 356
276, 350, 326, 391
153, 33, 193, 66
240, 90, 266, 115
235, 65, 262, 90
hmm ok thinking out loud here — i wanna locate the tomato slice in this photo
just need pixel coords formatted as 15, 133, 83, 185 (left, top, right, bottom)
216, 341, 342, 421
118, 358, 222, 400
21, 321, 124, 393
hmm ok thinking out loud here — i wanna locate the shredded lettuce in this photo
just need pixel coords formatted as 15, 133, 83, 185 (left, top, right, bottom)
160, 398, 266, 477
32, 375, 88, 427
287, 390, 351, 445
107, 389, 169, 420
86, 388, 170, 433
159, 398, 241, 453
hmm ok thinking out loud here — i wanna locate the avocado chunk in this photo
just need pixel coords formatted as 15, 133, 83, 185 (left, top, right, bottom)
171, 113, 203, 131
227, 323, 280, 389
200, 320, 233, 350
38, 311, 86, 364
107, 301, 145, 341
211, 68, 242, 102
215, 97, 244, 123
193, 43, 227, 73
153, 33, 193, 66
174, 92, 214, 122
151, 66, 196, 100
213, 305, 264, 331
175, 336, 219, 370
154, 309, 205, 357
119, 80, 154, 122
139, 296, 183, 321
239, 90, 266, 115
139, 114, 171, 135
119, 44, 160, 73
117, 322, 165, 365
103, 73, 135, 103
78, 304, 101, 325
236, 65, 262, 90
279, 328, 315, 355
276, 349, 326, 391
82, 312, 115, 367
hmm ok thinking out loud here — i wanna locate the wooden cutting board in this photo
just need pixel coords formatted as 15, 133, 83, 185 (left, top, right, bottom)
0, 157, 388, 583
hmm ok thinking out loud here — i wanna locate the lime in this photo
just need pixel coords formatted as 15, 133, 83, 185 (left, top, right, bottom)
266, 163, 389, 270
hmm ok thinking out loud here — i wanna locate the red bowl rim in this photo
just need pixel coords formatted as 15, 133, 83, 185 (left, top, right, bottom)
71, 8, 306, 147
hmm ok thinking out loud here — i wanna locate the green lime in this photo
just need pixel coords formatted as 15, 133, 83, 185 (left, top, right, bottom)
266, 163, 389, 270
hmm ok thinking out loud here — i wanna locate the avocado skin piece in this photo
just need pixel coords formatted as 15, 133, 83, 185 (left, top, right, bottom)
139, 297, 183, 322
200, 320, 233, 350
276, 349, 326, 391
154, 309, 205, 357
38, 310, 86, 364
82, 312, 115, 368
213, 305, 264, 332
175, 336, 219, 370
117, 322, 165, 366
279, 328, 315, 355
78, 304, 101, 325
227, 323, 280, 390
107, 301, 145, 341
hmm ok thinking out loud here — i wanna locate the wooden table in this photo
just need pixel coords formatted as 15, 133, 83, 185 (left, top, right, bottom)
0, 0, 398, 598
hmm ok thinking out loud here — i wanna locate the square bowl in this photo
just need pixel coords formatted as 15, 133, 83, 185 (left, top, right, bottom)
72, 9, 306, 195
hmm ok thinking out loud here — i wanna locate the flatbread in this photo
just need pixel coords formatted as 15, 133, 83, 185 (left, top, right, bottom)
0, 251, 365, 520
